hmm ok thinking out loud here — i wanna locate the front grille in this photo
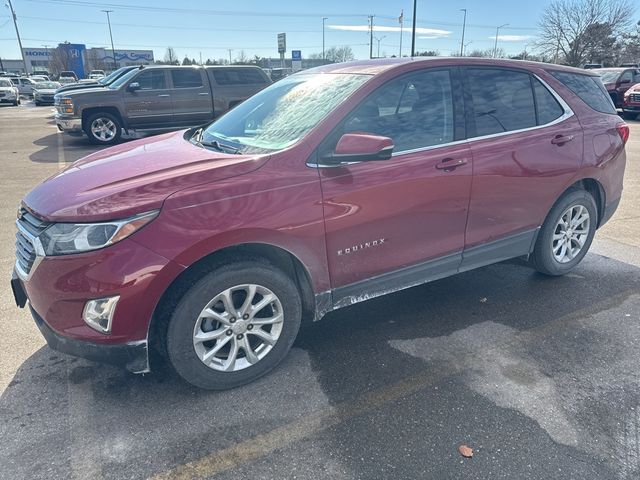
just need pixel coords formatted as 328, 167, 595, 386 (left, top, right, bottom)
41, 95, 54, 102
15, 208, 49, 276
629, 93, 640, 103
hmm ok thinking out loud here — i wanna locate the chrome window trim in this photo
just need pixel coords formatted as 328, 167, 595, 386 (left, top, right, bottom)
15, 220, 45, 281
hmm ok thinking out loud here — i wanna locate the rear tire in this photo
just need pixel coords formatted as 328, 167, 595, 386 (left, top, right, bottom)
529, 189, 597, 276
165, 261, 302, 390
84, 111, 122, 145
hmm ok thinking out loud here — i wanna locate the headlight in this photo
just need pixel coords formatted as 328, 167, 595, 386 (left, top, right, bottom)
39, 210, 158, 256
59, 97, 73, 105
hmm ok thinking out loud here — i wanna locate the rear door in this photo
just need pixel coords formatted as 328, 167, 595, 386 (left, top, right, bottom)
318, 68, 473, 293
169, 68, 214, 126
461, 67, 583, 268
123, 69, 173, 128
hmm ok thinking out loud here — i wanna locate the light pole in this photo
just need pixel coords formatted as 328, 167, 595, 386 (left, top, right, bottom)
228, 49, 233, 64
42, 44, 50, 73
459, 9, 467, 57
101, 10, 117, 71
410, 0, 417, 57
374, 35, 386, 58
463, 41, 472, 56
493, 23, 509, 58
6, 0, 28, 74
368, 15, 374, 60
322, 17, 328, 60
399, 9, 404, 57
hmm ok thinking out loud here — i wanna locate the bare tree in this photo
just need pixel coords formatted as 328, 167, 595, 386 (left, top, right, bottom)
537, 0, 633, 66
164, 47, 178, 65
323, 46, 355, 63
48, 46, 72, 75
415, 50, 440, 57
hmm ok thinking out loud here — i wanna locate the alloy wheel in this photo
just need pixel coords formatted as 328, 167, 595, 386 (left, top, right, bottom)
90, 117, 117, 142
552, 204, 590, 263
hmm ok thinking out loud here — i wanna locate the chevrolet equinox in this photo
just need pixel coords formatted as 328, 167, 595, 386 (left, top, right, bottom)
12, 58, 628, 390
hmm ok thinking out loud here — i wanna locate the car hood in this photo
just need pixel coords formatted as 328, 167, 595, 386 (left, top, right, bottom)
57, 86, 118, 98
34, 89, 57, 94
23, 130, 270, 222
0, 87, 16, 92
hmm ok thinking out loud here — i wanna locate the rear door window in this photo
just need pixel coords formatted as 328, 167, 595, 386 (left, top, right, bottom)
549, 71, 616, 114
171, 69, 203, 88
532, 79, 565, 125
466, 68, 537, 137
212, 68, 266, 85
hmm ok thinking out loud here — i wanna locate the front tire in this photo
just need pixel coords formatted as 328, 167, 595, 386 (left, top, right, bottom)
84, 111, 122, 145
529, 189, 597, 276
165, 261, 302, 390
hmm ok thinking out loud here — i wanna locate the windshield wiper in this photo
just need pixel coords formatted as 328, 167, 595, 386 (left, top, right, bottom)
192, 128, 240, 154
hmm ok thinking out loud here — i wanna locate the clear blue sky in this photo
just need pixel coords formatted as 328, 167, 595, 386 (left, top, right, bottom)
0, 0, 553, 62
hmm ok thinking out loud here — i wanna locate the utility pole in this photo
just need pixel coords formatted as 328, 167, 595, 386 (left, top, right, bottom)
322, 17, 328, 60
101, 10, 117, 70
399, 10, 404, 57
6, 0, 28, 74
228, 49, 233, 64
410, 0, 417, 57
368, 15, 374, 59
493, 23, 509, 58
374, 36, 386, 58
459, 9, 467, 57
199, 51, 202, 65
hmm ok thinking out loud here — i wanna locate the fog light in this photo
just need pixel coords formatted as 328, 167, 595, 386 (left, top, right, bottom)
83, 296, 119, 334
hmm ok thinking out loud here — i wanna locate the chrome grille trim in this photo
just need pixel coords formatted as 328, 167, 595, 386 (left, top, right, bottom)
15, 209, 48, 281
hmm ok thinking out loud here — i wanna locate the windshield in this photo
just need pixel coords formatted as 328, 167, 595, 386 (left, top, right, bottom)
597, 70, 622, 83
108, 68, 141, 89
99, 68, 125, 85
35, 81, 60, 89
0, 79, 11, 87
201, 73, 370, 154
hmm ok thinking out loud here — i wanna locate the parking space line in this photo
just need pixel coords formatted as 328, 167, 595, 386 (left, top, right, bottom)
151, 289, 637, 480
56, 131, 66, 170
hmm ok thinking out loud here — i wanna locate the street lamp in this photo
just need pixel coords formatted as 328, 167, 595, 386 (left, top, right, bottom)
410, 0, 417, 57
459, 9, 467, 57
493, 23, 509, 58
101, 10, 117, 71
374, 35, 386, 58
322, 17, 328, 61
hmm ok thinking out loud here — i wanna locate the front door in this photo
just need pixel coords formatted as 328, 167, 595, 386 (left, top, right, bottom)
123, 69, 173, 128
317, 68, 472, 297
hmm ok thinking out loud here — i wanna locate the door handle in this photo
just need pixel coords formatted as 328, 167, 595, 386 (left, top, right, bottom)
435, 158, 468, 171
157, 94, 170, 98
198, 92, 210, 96
551, 134, 574, 145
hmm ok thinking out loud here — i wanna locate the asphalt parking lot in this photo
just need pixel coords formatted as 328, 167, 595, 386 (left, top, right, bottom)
1, 101, 640, 480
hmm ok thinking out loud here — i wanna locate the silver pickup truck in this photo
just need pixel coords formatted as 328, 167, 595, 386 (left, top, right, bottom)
54, 65, 271, 144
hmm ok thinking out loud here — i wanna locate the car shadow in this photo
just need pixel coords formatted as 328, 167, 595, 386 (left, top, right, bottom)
1, 254, 639, 479
29, 132, 107, 164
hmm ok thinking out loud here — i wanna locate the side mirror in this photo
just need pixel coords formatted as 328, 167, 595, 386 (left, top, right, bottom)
323, 133, 394, 165
127, 82, 141, 92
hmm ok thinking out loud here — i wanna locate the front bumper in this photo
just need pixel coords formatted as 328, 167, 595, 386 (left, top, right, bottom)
0, 94, 17, 103
30, 304, 150, 373
55, 114, 83, 134
623, 104, 640, 112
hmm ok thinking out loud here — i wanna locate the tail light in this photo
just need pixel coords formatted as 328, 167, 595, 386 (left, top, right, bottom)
617, 124, 630, 145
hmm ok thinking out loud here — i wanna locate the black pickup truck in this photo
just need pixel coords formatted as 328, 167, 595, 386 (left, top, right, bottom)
54, 65, 271, 144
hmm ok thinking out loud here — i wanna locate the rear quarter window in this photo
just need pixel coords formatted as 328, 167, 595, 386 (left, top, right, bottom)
212, 68, 267, 86
549, 71, 616, 114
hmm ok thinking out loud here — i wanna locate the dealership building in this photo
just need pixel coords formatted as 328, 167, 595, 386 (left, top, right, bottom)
1, 44, 153, 77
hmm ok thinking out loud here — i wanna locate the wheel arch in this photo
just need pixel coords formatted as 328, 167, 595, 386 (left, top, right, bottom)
147, 242, 318, 361
81, 106, 126, 130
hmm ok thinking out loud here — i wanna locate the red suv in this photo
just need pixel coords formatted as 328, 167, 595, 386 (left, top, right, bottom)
12, 58, 627, 390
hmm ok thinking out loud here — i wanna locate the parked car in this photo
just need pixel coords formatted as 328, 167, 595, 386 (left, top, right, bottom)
56, 66, 139, 94
9, 77, 37, 96
622, 82, 640, 119
0, 77, 20, 105
89, 70, 106, 79
584, 63, 603, 69
54, 65, 271, 144
13, 58, 627, 390
57, 71, 78, 82
30, 74, 50, 82
594, 67, 640, 107
620, 63, 640, 68
33, 81, 62, 106
58, 75, 77, 85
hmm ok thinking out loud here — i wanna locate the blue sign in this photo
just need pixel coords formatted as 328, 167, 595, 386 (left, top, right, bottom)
292, 50, 302, 61
60, 43, 86, 79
